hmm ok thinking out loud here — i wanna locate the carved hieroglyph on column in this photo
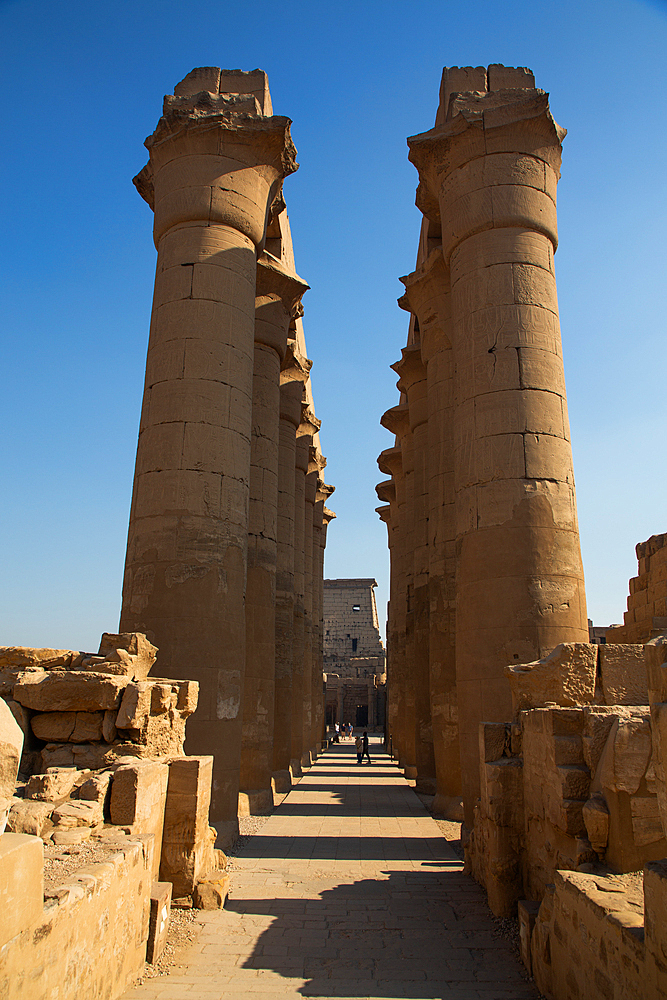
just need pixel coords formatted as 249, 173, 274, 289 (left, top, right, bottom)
120, 67, 297, 842
239, 254, 308, 816
407, 65, 588, 823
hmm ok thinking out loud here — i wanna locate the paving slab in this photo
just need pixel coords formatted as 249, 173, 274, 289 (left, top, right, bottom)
121, 738, 538, 999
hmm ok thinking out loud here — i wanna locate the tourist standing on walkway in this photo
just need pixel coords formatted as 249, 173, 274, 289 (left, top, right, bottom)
362, 731, 371, 764
355, 734, 363, 763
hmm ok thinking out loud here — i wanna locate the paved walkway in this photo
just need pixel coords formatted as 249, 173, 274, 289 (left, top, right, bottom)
123, 740, 537, 999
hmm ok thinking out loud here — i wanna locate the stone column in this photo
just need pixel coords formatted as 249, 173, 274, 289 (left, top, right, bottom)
408, 65, 588, 824
375, 493, 397, 750
400, 249, 461, 818
291, 402, 319, 775
120, 69, 297, 843
313, 480, 334, 752
378, 430, 408, 765
301, 463, 318, 768
392, 345, 436, 794
272, 365, 308, 793
239, 254, 308, 816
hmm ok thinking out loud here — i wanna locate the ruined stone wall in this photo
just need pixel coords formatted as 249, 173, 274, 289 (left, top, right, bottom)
608, 532, 667, 644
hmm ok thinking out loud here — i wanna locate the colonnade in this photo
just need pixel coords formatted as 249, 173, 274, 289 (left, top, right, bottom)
120, 67, 334, 845
377, 65, 589, 825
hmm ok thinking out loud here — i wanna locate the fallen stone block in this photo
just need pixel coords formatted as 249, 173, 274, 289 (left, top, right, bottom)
193, 870, 230, 909
630, 795, 664, 847
7, 796, 54, 836
0, 696, 24, 834
147, 881, 172, 963
52, 798, 103, 828
647, 634, 667, 703
110, 761, 169, 877
25, 768, 79, 801
52, 827, 92, 845
505, 643, 597, 714
97, 632, 157, 681
160, 756, 215, 898
77, 771, 114, 814
0, 646, 76, 669
583, 794, 609, 854
115, 682, 152, 730
13, 671, 127, 712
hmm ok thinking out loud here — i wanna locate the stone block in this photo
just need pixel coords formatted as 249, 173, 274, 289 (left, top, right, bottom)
583, 794, 609, 854
505, 643, 597, 714
147, 880, 172, 963
77, 770, 113, 813
479, 721, 508, 762
97, 632, 158, 681
160, 755, 215, 898
645, 859, 667, 996
0, 696, 24, 834
646, 634, 667, 703
582, 707, 617, 778
599, 644, 647, 705
31, 710, 105, 742
52, 827, 92, 845
13, 671, 127, 712
238, 788, 274, 816
110, 760, 169, 877
0, 833, 44, 948
630, 795, 663, 847
25, 768, 79, 801
52, 798, 103, 828
115, 681, 152, 729
0, 647, 76, 669
517, 899, 540, 974
609, 711, 652, 794
7, 797, 54, 836
193, 870, 230, 909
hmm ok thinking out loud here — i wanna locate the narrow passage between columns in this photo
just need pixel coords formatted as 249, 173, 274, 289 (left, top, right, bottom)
123, 741, 539, 999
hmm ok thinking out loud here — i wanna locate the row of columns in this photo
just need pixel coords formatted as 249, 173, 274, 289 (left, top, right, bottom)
377, 65, 589, 826
120, 68, 334, 846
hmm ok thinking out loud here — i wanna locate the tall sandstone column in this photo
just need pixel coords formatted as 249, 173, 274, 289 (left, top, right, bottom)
120, 67, 297, 843
273, 365, 309, 792
400, 249, 461, 818
392, 346, 436, 793
408, 65, 588, 824
239, 254, 308, 815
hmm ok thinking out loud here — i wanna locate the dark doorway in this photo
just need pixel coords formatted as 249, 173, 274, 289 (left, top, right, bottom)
355, 704, 368, 727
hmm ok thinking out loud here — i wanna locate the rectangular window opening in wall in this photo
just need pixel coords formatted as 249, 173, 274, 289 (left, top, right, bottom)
352, 638, 358, 652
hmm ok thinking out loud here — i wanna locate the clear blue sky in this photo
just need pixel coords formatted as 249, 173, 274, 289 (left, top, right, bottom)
1, 0, 666, 650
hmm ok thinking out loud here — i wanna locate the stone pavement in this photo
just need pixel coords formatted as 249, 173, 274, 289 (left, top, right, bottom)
123, 739, 538, 999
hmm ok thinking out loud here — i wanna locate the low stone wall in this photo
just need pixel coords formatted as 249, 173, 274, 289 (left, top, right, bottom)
531, 863, 667, 1000
0, 832, 153, 1000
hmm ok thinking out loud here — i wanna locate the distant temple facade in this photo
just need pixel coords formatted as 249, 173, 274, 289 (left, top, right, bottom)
323, 579, 386, 729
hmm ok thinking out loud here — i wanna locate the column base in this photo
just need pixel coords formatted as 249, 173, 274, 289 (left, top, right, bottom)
271, 769, 293, 794
432, 794, 464, 822
404, 765, 418, 780
415, 776, 438, 796
210, 819, 239, 850
238, 789, 274, 816
290, 758, 303, 778
310, 745, 319, 761
301, 750, 312, 769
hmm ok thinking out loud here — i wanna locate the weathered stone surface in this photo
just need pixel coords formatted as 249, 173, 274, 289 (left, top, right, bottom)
582, 794, 609, 853
505, 643, 597, 714
96, 632, 158, 681
13, 671, 127, 712
77, 770, 113, 812
0, 834, 44, 949
116, 681, 151, 729
0, 697, 23, 834
193, 870, 230, 909
51, 798, 103, 828
41, 740, 129, 771
160, 756, 216, 898
51, 827, 92, 845
630, 795, 663, 847
25, 768, 79, 802
582, 707, 617, 779
7, 796, 54, 836
110, 761, 169, 877
647, 634, 667, 703
31, 710, 105, 743
599, 643, 647, 705
147, 881, 172, 963
608, 711, 652, 795
0, 647, 77, 669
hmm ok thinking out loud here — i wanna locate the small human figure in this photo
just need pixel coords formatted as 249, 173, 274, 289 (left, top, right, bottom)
355, 734, 363, 764
348, 722, 354, 739
362, 730, 371, 764
334, 721, 340, 743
